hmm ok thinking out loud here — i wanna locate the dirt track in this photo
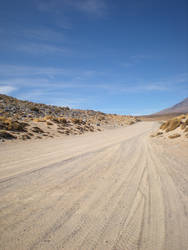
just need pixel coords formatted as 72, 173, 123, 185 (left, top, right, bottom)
0, 122, 188, 250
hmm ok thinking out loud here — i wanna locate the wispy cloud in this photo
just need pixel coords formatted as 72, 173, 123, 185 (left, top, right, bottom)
0, 64, 187, 102
122, 54, 151, 67
0, 86, 17, 95
36, 0, 107, 17
0, 65, 97, 79
66, 0, 107, 16
16, 43, 68, 55
0, 26, 65, 43
0, 26, 69, 57
23, 28, 65, 42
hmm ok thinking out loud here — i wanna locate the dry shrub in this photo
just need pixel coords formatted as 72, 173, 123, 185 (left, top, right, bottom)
46, 121, 53, 126
0, 116, 28, 132
185, 118, 188, 125
150, 132, 163, 137
160, 118, 181, 132
184, 127, 188, 133
156, 132, 163, 136
33, 118, 45, 122
128, 120, 135, 125
43, 115, 54, 121
71, 118, 83, 125
32, 126, 44, 134
160, 122, 168, 130
21, 134, 31, 140
58, 117, 68, 124
90, 127, 94, 132
30, 106, 39, 112
0, 130, 17, 139
181, 123, 186, 130
52, 117, 59, 123
168, 133, 181, 139
178, 115, 186, 119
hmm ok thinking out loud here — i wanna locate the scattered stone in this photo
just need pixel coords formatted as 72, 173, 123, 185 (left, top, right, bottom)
0, 93, 139, 141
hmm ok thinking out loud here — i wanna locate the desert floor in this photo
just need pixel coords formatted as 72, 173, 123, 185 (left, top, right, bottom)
0, 122, 188, 250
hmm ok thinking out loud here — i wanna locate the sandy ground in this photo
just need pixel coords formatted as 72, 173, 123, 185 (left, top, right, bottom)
0, 122, 188, 250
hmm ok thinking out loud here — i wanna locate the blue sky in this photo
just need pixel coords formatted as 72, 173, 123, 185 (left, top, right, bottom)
0, 0, 187, 115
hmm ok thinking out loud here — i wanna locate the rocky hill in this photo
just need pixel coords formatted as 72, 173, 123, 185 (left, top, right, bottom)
153, 97, 188, 115
0, 94, 139, 142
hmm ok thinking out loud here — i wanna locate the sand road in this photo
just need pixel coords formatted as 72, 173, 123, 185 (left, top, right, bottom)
0, 122, 188, 250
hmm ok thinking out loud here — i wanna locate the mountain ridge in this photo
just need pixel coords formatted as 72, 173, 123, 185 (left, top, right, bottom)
153, 97, 188, 115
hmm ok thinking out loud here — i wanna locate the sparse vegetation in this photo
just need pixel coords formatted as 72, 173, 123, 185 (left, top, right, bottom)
160, 118, 182, 132
152, 114, 188, 140
0, 94, 139, 142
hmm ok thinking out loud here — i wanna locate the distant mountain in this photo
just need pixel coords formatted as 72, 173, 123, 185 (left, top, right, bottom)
154, 97, 188, 115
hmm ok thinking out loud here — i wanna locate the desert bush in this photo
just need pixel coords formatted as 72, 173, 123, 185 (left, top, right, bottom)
184, 127, 188, 133
51, 117, 59, 123
150, 132, 163, 137
128, 120, 135, 125
0, 116, 28, 132
58, 117, 68, 124
160, 122, 168, 130
33, 118, 45, 122
46, 121, 53, 126
21, 134, 31, 140
181, 123, 186, 130
0, 130, 17, 139
178, 115, 186, 119
160, 118, 181, 132
71, 118, 83, 125
185, 119, 188, 125
43, 115, 54, 121
30, 106, 40, 112
32, 126, 44, 134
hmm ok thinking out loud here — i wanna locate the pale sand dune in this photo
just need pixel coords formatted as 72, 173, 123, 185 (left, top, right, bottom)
0, 122, 188, 250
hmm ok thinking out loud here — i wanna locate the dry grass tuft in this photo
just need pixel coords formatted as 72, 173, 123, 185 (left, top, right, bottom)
160, 118, 182, 132
46, 121, 53, 126
71, 118, 84, 125
0, 116, 28, 132
0, 130, 17, 139
184, 127, 188, 133
168, 133, 181, 139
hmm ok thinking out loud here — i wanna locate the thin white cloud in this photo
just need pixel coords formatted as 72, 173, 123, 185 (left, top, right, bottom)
36, 0, 107, 17
0, 64, 187, 96
0, 65, 98, 80
0, 86, 17, 95
0, 26, 66, 43
23, 28, 65, 42
17, 43, 68, 55
67, 0, 107, 16
122, 54, 151, 67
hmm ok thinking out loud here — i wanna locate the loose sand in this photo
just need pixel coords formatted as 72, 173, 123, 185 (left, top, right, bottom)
0, 122, 188, 250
